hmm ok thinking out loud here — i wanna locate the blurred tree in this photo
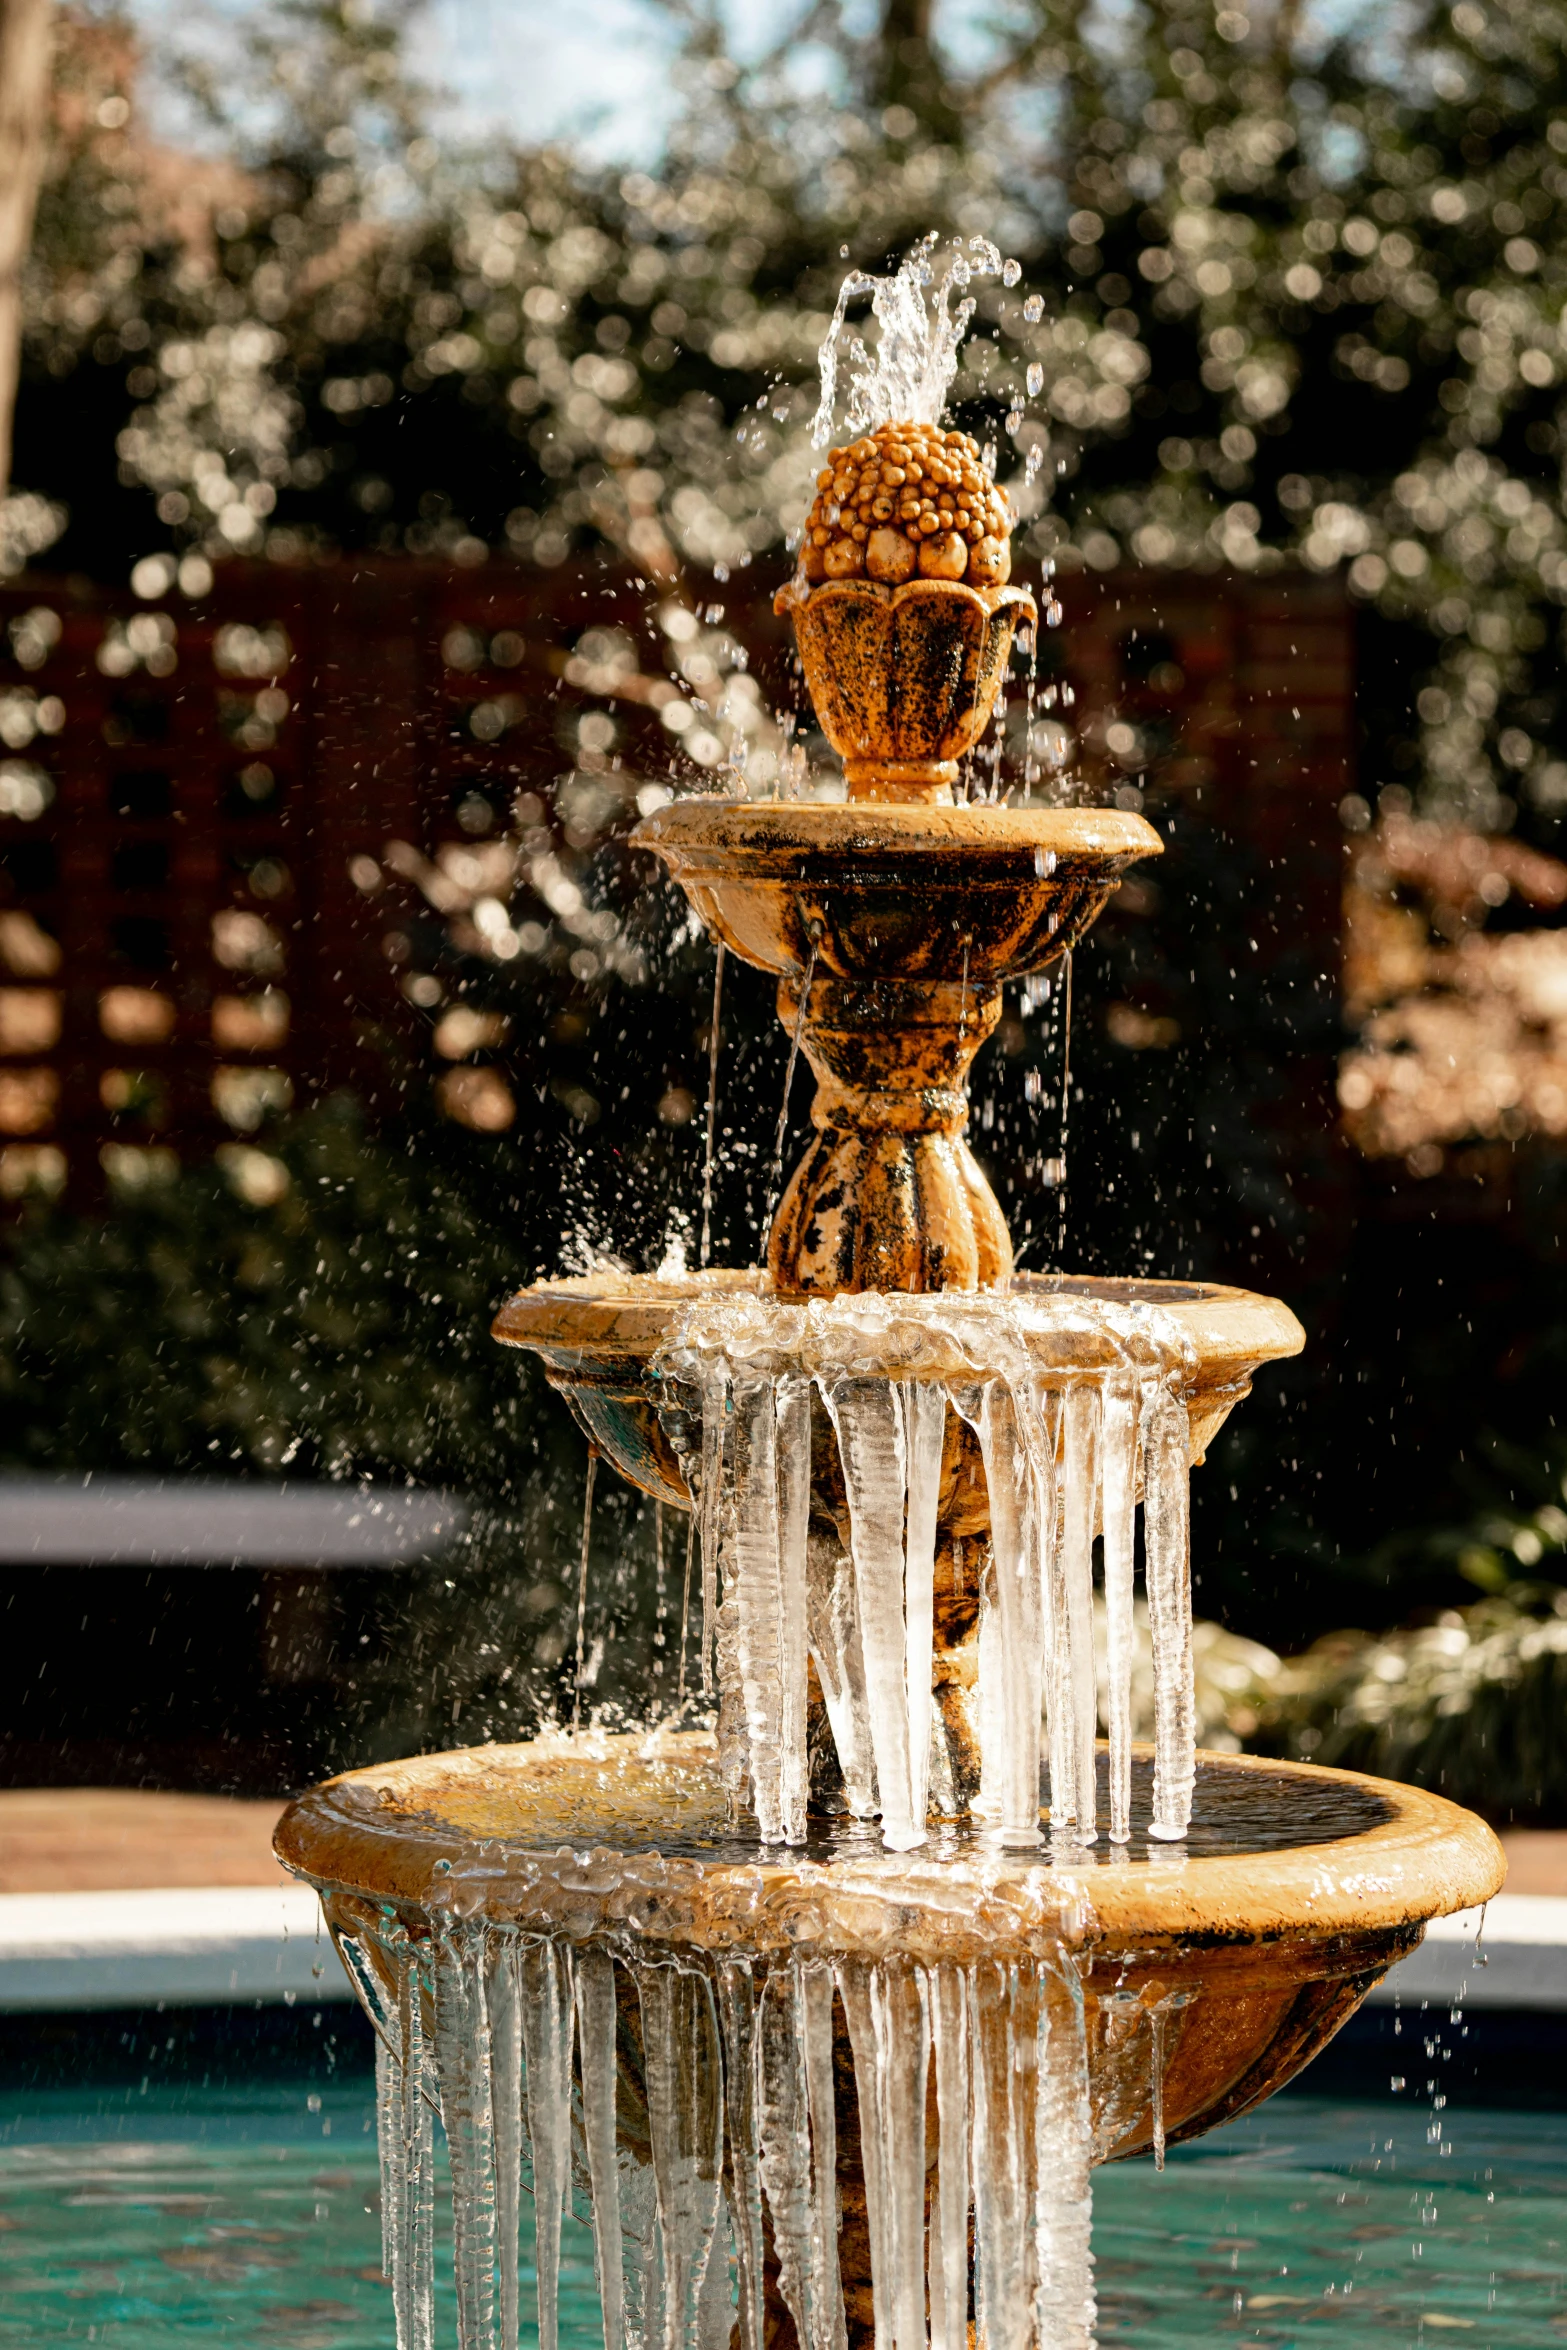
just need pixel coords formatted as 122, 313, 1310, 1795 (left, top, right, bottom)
15, 0, 1567, 830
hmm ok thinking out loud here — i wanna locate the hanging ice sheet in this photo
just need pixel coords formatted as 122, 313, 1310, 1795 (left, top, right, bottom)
360, 1923, 1098, 2350
655, 1288, 1198, 1849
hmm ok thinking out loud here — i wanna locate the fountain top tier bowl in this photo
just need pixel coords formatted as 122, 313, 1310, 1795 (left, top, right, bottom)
631, 797, 1162, 983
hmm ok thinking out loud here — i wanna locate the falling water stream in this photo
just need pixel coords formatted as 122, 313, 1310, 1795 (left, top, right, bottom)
572, 1451, 599, 1735
699, 945, 726, 1273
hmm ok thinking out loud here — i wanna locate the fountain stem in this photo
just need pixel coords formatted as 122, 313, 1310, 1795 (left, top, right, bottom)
768, 971, 1011, 1294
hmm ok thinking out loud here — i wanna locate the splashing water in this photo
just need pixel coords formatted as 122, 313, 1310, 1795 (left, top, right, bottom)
653, 1288, 1198, 1854
812, 233, 1012, 448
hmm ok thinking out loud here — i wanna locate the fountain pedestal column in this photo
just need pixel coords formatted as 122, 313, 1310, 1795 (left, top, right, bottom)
769, 973, 1010, 1295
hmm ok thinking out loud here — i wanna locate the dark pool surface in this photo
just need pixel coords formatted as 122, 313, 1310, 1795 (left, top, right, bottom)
2, 2011, 1563, 2347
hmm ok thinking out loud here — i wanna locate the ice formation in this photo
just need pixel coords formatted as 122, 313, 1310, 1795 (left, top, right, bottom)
358, 1918, 1107, 2350
813, 234, 1012, 448
654, 1289, 1197, 1854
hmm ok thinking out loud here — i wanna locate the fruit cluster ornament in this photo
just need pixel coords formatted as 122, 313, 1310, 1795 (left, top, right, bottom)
800, 420, 1013, 589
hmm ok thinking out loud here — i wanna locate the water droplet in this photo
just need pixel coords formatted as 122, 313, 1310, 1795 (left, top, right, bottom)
1024, 294, 1044, 324
1027, 362, 1044, 397
1003, 259, 1021, 287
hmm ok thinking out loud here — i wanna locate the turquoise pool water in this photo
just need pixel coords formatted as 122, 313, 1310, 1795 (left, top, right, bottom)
2, 2075, 1563, 2347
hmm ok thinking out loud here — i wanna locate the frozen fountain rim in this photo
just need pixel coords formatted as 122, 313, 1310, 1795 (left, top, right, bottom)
491, 1269, 1304, 1385
275, 1735, 1504, 1966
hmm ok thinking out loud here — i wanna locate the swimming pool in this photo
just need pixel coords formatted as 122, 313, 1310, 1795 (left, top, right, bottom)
2, 2026, 1562, 2348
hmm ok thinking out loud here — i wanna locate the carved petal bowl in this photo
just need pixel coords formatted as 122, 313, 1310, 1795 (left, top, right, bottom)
773, 575, 1037, 798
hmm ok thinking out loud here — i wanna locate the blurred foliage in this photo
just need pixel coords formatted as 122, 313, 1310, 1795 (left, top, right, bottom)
0, 1094, 684, 1757
0, 1093, 530, 1482
10, 0, 1567, 1773
1257, 1580, 1567, 1821
15, 0, 1567, 827
1247, 1430, 1567, 1815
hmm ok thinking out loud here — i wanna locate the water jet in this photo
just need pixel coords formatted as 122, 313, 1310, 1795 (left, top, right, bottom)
277, 238, 1502, 2350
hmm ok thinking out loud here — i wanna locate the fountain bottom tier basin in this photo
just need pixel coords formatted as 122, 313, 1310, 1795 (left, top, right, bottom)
277, 1737, 1502, 2350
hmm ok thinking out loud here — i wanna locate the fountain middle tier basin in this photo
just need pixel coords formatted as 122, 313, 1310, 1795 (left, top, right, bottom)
277, 1732, 1503, 2166
491, 1270, 1305, 1512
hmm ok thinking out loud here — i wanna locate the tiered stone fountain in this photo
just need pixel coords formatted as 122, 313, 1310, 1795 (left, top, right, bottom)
277, 244, 1502, 2350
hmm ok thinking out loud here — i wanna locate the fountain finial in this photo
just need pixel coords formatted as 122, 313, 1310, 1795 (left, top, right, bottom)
783, 239, 1037, 802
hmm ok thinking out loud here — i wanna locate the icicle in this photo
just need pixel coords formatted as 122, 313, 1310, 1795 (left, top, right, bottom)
798, 1961, 847, 2350
377, 2031, 399, 2285
637, 1965, 726, 2350
1033, 1961, 1095, 2350
1012, 1381, 1067, 1838
1149, 1989, 1193, 2172
899, 1382, 945, 1835
576, 1948, 627, 2350
835, 1965, 894, 2350
776, 1374, 813, 1836
389, 1950, 436, 2350
953, 1381, 1044, 1848
697, 1369, 727, 1699
821, 1379, 919, 1849
715, 1964, 766, 2350
971, 1538, 1003, 1822
433, 1928, 498, 2350
755, 1965, 820, 2348
519, 1939, 576, 2350
804, 1531, 878, 1817
927, 1965, 970, 2350
377, 2028, 436, 2346
871, 1963, 931, 2350
695, 2207, 736, 2350
487, 1935, 524, 2350
1099, 1377, 1139, 1845
727, 1373, 809, 1843
968, 1960, 1037, 2350
1056, 1382, 1101, 1843
1086, 1990, 1150, 2166
620, 2140, 665, 2350
1150, 2004, 1169, 2171
1143, 1384, 1195, 1840
838, 1960, 933, 2350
